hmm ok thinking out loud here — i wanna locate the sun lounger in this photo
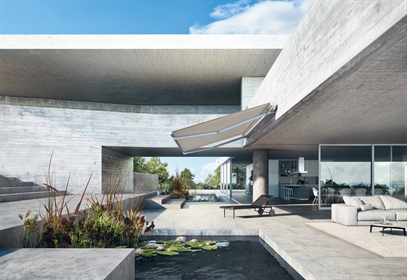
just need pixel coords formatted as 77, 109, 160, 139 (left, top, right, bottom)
220, 195, 274, 219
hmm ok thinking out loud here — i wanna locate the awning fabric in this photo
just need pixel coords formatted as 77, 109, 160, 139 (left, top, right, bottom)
171, 102, 276, 154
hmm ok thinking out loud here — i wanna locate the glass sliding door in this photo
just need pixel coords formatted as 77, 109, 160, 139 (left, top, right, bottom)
319, 145, 372, 208
374, 145, 407, 196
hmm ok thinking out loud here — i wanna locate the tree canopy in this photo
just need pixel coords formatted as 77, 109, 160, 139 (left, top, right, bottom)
133, 157, 169, 188
180, 168, 195, 188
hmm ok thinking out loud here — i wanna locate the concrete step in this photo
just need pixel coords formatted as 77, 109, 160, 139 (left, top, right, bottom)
0, 191, 53, 203
0, 186, 48, 194
162, 198, 186, 209
143, 195, 186, 209
0, 181, 36, 188
0, 175, 50, 203
0, 176, 18, 183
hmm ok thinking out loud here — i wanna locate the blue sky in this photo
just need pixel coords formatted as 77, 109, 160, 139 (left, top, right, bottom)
1, 0, 312, 182
1, 0, 311, 34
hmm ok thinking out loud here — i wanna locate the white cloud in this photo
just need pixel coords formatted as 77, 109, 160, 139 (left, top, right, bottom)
190, 0, 312, 34
196, 157, 229, 183
210, 0, 251, 20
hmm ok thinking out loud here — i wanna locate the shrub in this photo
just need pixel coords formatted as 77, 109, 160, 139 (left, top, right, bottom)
19, 155, 153, 249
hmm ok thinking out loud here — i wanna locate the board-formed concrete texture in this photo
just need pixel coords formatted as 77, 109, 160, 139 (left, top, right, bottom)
1, 1, 406, 194
247, 0, 407, 152
0, 35, 287, 194
0, 248, 135, 280
0, 35, 288, 106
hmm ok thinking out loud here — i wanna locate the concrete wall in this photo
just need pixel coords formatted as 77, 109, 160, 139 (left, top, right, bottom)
0, 103, 229, 194
241, 77, 264, 110
101, 147, 133, 193
133, 172, 158, 192
249, 0, 407, 116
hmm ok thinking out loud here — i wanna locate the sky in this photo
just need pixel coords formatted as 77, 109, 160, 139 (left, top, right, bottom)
0, 0, 312, 34
1, 0, 312, 182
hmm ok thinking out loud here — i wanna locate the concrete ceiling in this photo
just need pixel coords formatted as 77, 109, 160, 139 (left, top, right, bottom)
245, 25, 407, 160
0, 35, 285, 106
1, 34, 405, 164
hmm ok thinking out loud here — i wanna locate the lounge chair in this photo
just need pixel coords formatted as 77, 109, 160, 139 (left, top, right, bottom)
220, 195, 274, 219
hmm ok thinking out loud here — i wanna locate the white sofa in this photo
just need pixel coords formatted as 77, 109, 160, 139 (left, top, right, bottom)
331, 195, 407, 226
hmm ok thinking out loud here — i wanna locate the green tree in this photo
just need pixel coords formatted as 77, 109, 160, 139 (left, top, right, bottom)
133, 157, 170, 190
204, 166, 220, 188
133, 157, 148, 173
145, 157, 170, 189
180, 168, 195, 188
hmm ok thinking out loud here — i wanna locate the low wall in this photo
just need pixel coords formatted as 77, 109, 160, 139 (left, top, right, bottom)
134, 172, 158, 192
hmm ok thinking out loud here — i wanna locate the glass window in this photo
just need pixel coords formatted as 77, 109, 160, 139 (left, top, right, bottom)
320, 145, 371, 207
375, 145, 406, 196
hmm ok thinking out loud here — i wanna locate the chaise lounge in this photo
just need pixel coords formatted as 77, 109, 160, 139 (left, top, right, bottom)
220, 194, 274, 219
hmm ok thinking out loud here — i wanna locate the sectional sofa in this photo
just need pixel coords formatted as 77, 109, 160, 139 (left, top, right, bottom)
331, 195, 407, 226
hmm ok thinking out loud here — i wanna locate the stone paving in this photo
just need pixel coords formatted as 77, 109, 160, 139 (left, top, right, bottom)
145, 190, 407, 280
1, 191, 406, 279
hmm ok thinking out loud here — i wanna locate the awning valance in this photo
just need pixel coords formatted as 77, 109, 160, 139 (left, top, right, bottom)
171, 102, 277, 154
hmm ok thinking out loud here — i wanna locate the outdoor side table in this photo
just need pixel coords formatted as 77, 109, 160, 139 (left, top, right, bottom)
370, 223, 406, 236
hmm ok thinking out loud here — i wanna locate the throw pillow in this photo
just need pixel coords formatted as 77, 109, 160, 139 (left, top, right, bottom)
360, 203, 373, 211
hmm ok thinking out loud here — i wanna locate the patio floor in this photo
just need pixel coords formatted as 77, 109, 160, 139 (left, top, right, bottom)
145, 190, 407, 280
1, 191, 406, 279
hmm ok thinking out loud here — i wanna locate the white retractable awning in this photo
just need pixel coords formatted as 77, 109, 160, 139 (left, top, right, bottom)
171, 102, 277, 154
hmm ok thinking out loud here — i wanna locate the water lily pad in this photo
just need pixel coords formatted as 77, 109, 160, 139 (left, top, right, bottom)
142, 252, 158, 257
156, 240, 166, 244
157, 251, 179, 256
177, 248, 192, 253
202, 240, 216, 245
142, 245, 158, 250
201, 245, 217, 251
185, 242, 202, 249
167, 246, 181, 251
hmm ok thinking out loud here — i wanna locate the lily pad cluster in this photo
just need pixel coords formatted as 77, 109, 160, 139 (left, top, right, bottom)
135, 237, 224, 258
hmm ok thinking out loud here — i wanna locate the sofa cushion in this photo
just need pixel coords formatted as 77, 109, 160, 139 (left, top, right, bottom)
360, 196, 385, 210
357, 210, 395, 221
343, 196, 364, 210
379, 195, 407, 210
360, 203, 373, 211
390, 210, 407, 221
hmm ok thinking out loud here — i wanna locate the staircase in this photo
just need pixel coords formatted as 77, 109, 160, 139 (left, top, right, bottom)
0, 175, 51, 203
144, 195, 186, 210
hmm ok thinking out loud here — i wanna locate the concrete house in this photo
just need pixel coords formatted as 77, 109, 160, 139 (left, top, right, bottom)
1, 0, 406, 207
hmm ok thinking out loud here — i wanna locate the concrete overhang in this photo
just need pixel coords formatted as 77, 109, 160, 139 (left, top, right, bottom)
0, 34, 289, 106
244, 13, 407, 158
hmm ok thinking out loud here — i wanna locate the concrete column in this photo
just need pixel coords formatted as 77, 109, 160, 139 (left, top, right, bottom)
252, 149, 269, 202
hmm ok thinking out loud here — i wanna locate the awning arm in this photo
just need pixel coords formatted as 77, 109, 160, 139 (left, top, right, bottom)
172, 103, 277, 141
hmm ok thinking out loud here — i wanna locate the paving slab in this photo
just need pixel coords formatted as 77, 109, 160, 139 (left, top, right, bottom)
0, 248, 134, 280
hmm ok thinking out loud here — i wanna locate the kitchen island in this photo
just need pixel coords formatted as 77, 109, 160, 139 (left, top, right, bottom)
283, 184, 313, 200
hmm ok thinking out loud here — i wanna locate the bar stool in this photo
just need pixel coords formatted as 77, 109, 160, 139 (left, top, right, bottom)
284, 187, 293, 200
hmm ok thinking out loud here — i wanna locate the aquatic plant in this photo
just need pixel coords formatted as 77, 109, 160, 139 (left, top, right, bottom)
136, 237, 222, 258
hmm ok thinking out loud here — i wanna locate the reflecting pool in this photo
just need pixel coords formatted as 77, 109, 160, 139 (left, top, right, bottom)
135, 237, 299, 280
